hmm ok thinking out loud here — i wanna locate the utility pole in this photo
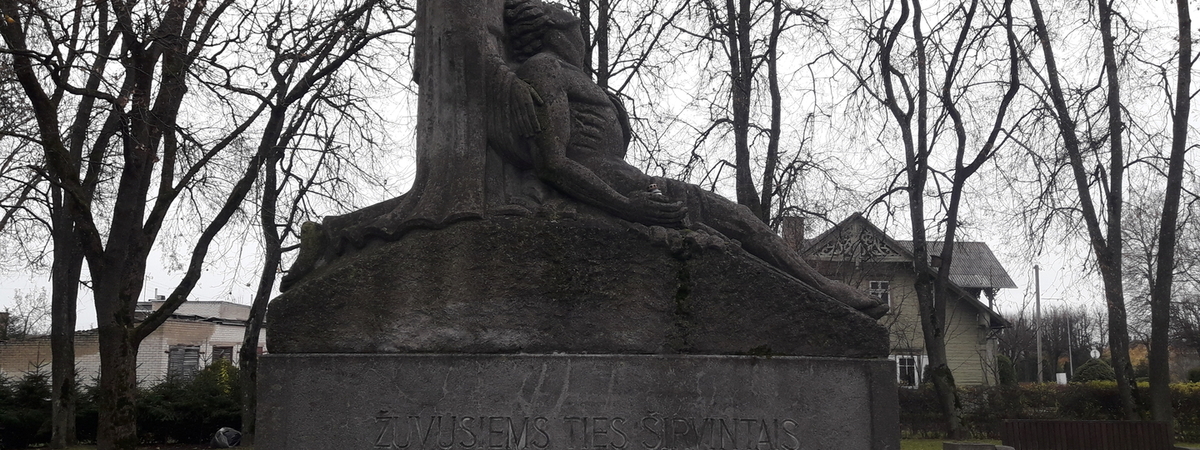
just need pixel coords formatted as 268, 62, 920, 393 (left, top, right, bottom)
1035, 264, 1043, 383
1067, 314, 1075, 378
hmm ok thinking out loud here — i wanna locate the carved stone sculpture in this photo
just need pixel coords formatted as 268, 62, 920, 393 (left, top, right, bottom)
269, 0, 888, 356
259, 6, 900, 448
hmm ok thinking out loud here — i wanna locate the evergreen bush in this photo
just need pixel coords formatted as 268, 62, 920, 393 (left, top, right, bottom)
75, 381, 100, 443
1072, 359, 1116, 383
138, 359, 242, 444
0, 367, 52, 448
996, 354, 1018, 386
0, 360, 241, 447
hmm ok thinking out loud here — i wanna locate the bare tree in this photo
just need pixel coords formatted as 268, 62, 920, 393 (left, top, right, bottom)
5, 288, 50, 338
681, 0, 830, 226
0, 0, 406, 447
567, 0, 704, 190
1000, 304, 1102, 381
1166, 192, 1200, 359
235, 4, 415, 441
572, 0, 689, 97
1020, 0, 1196, 419
835, 0, 1020, 438
1145, 0, 1191, 422
1173, 291, 1200, 359
0, 54, 42, 266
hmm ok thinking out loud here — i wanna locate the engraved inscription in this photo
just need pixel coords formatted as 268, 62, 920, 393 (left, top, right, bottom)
374, 414, 550, 450
374, 414, 802, 450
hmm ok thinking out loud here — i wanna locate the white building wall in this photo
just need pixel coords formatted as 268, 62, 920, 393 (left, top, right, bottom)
147, 300, 250, 321
3, 301, 265, 386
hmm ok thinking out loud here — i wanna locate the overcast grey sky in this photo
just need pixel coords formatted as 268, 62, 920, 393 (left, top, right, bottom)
0, 0, 1188, 333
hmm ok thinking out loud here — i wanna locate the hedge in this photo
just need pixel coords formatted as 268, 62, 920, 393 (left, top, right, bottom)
900, 381, 1200, 441
0, 360, 241, 448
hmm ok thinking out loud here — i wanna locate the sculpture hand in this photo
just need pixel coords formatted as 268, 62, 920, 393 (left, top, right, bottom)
825, 281, 889, 319
624, 190, 686, 226
510, 79, 544, 137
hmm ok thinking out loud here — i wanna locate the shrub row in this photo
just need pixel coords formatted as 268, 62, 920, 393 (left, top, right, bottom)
0, 359, 241, 448
900, 381, 1200, 441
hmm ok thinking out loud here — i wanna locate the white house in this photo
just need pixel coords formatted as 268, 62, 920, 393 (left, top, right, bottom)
0, 299, 265, 385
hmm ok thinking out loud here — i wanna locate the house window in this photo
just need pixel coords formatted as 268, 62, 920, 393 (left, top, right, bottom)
167, 345, 201, 379
212, 346, 234, 363
893, 355, 928, 388
869, 281, 891, 307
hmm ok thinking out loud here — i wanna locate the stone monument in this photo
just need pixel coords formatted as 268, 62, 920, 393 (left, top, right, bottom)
258, 1, 899, 449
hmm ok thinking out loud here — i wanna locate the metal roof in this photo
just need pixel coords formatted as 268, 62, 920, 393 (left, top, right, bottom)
798, 213, 1014, 328
896, 241, 1018, 290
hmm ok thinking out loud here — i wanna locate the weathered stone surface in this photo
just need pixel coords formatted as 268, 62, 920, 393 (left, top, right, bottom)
260, 2, 897, 448
277, 0, 888, 319
256, 354, 901, 450
267, 214, 888, 358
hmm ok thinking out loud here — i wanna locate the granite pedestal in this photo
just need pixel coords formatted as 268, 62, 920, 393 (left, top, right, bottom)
257, 354, 899, 450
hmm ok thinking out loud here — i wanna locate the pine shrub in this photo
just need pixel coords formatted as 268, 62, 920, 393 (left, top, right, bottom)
1071, 359, 1116, 383
1188, 367, 1200, 383
0, 368, 52, 448
997, 354, 1018, 386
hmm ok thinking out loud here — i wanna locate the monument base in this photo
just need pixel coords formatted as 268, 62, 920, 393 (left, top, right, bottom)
257, 354, 899, 450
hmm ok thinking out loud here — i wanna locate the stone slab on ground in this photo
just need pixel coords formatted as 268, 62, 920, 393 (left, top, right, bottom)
257, 353, 899, 450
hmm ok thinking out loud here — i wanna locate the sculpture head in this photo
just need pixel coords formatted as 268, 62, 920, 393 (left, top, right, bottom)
505, 0, 585, 65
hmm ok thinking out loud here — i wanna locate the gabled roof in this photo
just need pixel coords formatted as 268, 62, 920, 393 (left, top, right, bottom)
896, 241, 1017, 290
802, 212, 911, 264
799, 213, 1012, 328
802, 213, 1017, 291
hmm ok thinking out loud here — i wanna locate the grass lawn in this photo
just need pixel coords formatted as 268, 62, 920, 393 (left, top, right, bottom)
901, 439, 1200, 449
64, 446, 253, 450
901, 439, 999, 450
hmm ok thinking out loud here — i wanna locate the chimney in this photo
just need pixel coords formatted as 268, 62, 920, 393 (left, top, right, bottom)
781, 216, 805, 253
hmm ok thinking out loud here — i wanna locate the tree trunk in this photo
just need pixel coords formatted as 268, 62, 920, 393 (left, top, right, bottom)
760, 0, 781, 227
1094, 0, 1138, 420
596, 0, 610, 89
726, 0, 761, 220
1028, 0, 1137, 419
920, 288, 965, 439
906, 0, 965, 439
240, 132, 284, 445
1148, 0, 1192, 423
49, 191, 81, 448
96, 323, 140, 450
92, 258, 151, 450
578, 0, 592, 76
1100, 262, 1137, 419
